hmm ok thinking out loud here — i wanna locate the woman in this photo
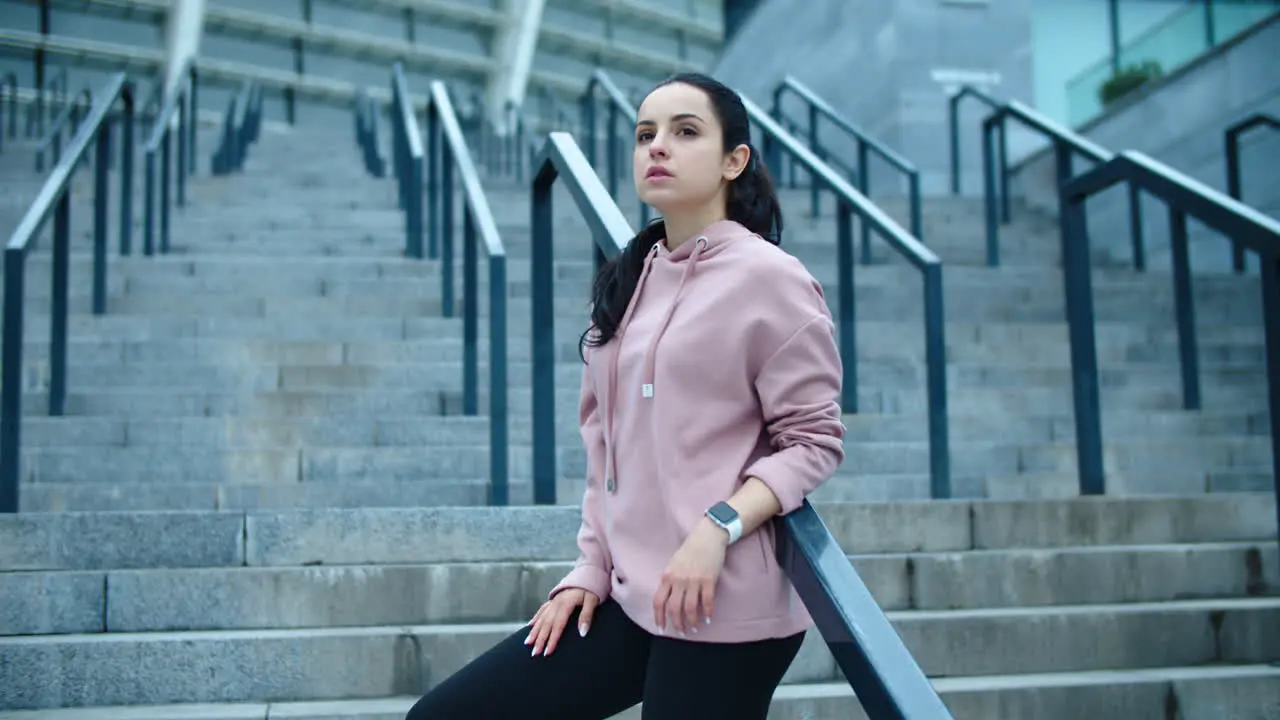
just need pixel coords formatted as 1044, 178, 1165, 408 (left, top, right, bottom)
405, 72, 845, 720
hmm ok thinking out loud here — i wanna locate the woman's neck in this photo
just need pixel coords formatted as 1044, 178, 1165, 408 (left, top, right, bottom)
663, 207, 727, 252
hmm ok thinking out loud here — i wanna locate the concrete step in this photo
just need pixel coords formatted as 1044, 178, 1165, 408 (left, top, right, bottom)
4, 495, 1273, 572
6, 541, 1272, 636
16, 357, 1264, 396
12, 322, 1266, 368
2, 663, 1276, 720
14, 405, 1269, 451
1, 597, 1276, 709
18, 478, 526, 513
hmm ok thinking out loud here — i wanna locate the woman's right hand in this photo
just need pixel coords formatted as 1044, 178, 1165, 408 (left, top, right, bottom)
525, 587, 599, 657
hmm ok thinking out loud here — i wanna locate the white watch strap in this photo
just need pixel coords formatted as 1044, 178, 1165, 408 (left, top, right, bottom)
723, 516, 743, 544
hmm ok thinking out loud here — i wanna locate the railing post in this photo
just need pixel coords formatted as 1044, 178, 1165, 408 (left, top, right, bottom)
489, 253, 509, 507
1128, 184, 1145, 271
0, 248, 26, 513
998, 115, 1011, 224
160, 129, 172, 253
606, 101, 619, 198
1259, 252, 1280, 560
426, 103, 439, 260
119, 86, 134, 257
949, 92, 961, 195
189, 68, 198, 174
177, 96, 188, 208
408, 150, 424, 260
922, 262, 951, 499
982, 115, 1000, 267
463, 210, 479, 416
1225, 127, 1247, 274
531, 169, 557, 506
909, 171, 924, 245
583, 89, 596, 167
144, 148, 156, 256
857, 142, 870, 265
1168, 206, 1202, 410
93, 122, 110, 316
808, 104, 819, 219
836, 201, 857, 413
1057, 143, 1105, 495
441, 141, 456, 318
50, 193, 71, 418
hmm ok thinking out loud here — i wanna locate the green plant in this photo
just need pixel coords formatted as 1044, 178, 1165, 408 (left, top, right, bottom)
1098, 60, 1164, 106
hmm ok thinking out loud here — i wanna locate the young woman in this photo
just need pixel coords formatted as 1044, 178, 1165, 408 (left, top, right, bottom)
405, 72, 845, 720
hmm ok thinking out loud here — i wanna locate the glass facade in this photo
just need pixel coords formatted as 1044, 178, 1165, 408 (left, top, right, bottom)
1058, 0, 1279, 127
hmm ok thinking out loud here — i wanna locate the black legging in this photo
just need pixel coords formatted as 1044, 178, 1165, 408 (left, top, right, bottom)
405, 599, 806, 720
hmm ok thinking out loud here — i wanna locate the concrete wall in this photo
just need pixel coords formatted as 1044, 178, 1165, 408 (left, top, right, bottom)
712, 0, 1035, 197
1012, 13, 1280, 275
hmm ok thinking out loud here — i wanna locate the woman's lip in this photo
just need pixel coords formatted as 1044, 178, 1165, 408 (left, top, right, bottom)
646, 168, 672, 178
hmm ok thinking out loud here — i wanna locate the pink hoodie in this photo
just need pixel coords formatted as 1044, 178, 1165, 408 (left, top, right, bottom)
550, 219, 846, 643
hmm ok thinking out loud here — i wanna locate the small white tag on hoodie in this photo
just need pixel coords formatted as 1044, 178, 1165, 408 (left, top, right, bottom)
642, 383, 654, 398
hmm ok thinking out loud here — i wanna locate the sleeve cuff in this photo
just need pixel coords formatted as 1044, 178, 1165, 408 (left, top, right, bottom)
744, 455, 805, 515
549, 564, 612, 603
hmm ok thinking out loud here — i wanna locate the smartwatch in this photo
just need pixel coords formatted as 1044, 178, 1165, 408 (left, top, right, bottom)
705, 501, 743, 545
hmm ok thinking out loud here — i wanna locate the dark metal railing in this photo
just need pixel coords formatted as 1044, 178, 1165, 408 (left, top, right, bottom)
1058, 151, 1280, 546
390, 62, 425, 259
771, 76, 924, 262
579, 68, 651, 231
948, 85, 1007, 208
142, 61, 198, 257
964, 90, 1142, 270
746, 93, 953, 500
1, 73, 135, 514
211, 80, 262, 177
353, 89, 385, 178
425, 79, 510, 506
1225, 112, 1279, 274
34, 85, 92, 173
530, 130, 952, 719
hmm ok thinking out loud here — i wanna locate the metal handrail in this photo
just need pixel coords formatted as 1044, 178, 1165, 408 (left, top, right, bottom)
34, 83, 91, 172
771, 76, 924, 260
579, 68, 651, 228
947, 85, 1004, 198
1224, 112, 1280, 273
968, 92, 1144, 270
143, 60, 198, 256
1058, 150, 1280, 552
391, 62, 425, 259
530, 131, 952, 719
1, 73, 135, 514
747, 92, 953, 500
425, 79, 510, 506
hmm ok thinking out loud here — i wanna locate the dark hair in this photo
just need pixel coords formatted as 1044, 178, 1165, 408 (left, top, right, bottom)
580, 72, 784, 357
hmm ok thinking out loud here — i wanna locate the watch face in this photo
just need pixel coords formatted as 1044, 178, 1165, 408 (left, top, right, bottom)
708, 502, 737, 524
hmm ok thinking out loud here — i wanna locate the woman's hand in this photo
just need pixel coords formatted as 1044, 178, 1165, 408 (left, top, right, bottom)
525, 587, 599, 658
652, 519, 729, 635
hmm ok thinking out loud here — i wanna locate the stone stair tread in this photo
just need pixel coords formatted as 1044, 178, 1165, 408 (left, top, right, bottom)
5, 662, 1279, 720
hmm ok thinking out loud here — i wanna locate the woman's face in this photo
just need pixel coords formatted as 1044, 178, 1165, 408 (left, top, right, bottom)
633, 82, 739, 215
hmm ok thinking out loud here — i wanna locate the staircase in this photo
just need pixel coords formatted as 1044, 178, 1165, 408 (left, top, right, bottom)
1, 75, 1279, 718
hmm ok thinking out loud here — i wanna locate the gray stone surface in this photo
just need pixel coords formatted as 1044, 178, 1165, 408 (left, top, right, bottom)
0, 571, 104, 636
0, 513, 245, 571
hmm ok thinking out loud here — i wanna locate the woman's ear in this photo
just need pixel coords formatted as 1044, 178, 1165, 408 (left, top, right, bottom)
723, 143, 751, 182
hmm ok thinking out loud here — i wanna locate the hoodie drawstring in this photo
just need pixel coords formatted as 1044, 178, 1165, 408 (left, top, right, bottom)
639, 236, 706, 398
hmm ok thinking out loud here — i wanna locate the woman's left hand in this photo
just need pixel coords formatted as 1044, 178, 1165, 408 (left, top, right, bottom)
652, 519, 729, 635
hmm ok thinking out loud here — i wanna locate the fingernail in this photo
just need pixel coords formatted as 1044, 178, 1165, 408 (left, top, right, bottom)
543, 648, 551, 657
579, 624, 588, 637
704, 617, 711, 625
530, 646, 538, 657
523, 632, 532, 645
656, 625, 664, 635
691, 627, 698, 634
